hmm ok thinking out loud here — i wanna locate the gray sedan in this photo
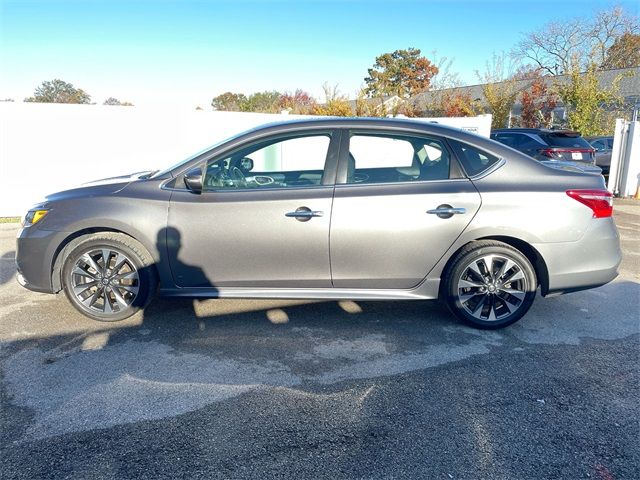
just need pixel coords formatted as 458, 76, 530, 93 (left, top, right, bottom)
586, 136, 614, 175
15, 118, 621, 328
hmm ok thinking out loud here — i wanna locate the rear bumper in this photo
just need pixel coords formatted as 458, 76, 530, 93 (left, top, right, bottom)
16, 226, 69, 294
534, 217, 621, 295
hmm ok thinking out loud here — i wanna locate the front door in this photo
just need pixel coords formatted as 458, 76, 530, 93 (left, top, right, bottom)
168, 130, 339, 288
330, 130, 482, 289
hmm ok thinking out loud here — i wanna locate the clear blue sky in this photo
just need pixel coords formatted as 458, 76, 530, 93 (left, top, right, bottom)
1, 0, 637, 107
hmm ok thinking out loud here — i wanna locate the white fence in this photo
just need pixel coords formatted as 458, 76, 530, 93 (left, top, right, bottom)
608, 119, 640, 198
0, 103, 492, 216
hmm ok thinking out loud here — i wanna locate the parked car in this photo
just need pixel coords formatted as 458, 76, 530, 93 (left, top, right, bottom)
491, 128, 601, 174
586, 136, 614, 175
16, 118, 621, 329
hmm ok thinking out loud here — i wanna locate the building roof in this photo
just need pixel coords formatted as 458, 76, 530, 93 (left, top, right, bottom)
410, 67, 639, 111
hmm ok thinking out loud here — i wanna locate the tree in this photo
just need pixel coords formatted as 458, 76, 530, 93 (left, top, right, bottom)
518, 74, 558, 128
589, 6, 639, 67
103, 97, 133, 106
364, 48, 438, 98
242, 91, 282, 113
477, 54, 520, 129
312, 83, 352, 117
354, 87, 390, 117
427, 51, 463, 90
278, 89, 316, 114
24, 79, 91, 104
211, 92, 247, 111
512, 6, 639, 74
602, 32, 640, 69
441, 90, 481, 117
554, 63, 624, 136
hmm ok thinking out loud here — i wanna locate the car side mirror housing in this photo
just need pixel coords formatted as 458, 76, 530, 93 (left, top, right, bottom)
240, 157, 254, 172
184, 168, 203, 193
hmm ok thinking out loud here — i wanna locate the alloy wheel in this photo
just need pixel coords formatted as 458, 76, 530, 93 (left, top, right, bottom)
456, 254, 528, 322
70, 248, 139, 314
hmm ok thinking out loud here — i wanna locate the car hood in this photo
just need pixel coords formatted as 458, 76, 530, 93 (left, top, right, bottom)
43, 171, 155, 205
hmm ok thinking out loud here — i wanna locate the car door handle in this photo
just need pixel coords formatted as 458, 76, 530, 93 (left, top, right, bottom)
285, 207, 324, 222
427, 205, 466, 219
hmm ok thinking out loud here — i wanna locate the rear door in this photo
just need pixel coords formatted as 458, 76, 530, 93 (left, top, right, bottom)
329, 130, 482, 289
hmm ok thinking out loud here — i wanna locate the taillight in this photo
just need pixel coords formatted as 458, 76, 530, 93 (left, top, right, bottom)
566, 189, 613, 218
540, 148, 594, 161
539, 149, 560, 159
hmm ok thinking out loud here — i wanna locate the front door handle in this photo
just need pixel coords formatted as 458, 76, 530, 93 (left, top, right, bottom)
285, 206, 324, 222
427, 204, 466, 219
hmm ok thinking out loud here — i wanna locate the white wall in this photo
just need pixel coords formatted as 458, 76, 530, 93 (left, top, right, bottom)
0, 103, 491, 216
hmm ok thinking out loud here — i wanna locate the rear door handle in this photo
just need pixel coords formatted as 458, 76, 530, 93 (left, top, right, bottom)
427, 204, 466, 219
285, 206, 324, 222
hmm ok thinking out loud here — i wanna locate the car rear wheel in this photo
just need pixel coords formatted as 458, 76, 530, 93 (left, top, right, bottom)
443, 241, 537, 329
62, 233, 157, 321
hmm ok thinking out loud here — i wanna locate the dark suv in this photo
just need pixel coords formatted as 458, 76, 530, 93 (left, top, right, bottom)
491, 128, 600, 174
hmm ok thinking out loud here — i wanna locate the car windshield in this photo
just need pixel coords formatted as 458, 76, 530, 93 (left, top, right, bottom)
540, 133, 592, 149
150, 132, 240, 178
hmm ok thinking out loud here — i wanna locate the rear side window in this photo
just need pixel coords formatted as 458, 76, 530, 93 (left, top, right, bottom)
449, 140, 500, 177
493, 134, 516, 147
345, 133, 451, 184
512, 133, 545, 150
540, 133, 592, 149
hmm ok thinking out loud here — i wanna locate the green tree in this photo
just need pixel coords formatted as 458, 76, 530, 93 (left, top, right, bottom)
24, 79, 91, 104
554, 63, 624, 136
364, 48, 439, 98
211, 92, 247, 111
242, 90, 282, 113
602, 32, 640, 69
477, 54, 519, 129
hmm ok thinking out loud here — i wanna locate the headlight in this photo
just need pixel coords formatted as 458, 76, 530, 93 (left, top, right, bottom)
23, 209, 49, 226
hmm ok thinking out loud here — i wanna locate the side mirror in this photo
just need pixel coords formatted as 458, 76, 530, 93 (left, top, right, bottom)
184, 167, 203, 193
240, 157, 254, 172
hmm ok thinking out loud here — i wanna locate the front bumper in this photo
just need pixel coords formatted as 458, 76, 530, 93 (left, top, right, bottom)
16, 226, 70, 294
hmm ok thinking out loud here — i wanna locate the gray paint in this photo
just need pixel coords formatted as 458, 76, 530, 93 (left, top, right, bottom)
16, 117, 620, 307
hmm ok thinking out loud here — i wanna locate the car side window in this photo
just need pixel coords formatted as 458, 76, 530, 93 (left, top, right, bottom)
591, 139, 605, 151
513, 134, 545, 150
449, 140, 501, 177
345, 133, 451, 184
493, 134, 515, 147
203, 134, 331, 190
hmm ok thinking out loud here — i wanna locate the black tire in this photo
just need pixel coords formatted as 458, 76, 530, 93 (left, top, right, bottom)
61, 233, 157, 322
443, 240, 537, 329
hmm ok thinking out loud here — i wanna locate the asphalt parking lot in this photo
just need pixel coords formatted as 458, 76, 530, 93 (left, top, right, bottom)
1, 202, 639, 480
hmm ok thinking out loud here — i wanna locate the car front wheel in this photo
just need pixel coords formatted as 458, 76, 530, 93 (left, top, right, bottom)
61, 233, 157, 321
443, 241, 537, 329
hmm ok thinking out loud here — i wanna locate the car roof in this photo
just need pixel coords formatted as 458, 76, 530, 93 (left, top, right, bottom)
246, 116, 457, 134
236, 116, 496, 146
492, 128, 580, 135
